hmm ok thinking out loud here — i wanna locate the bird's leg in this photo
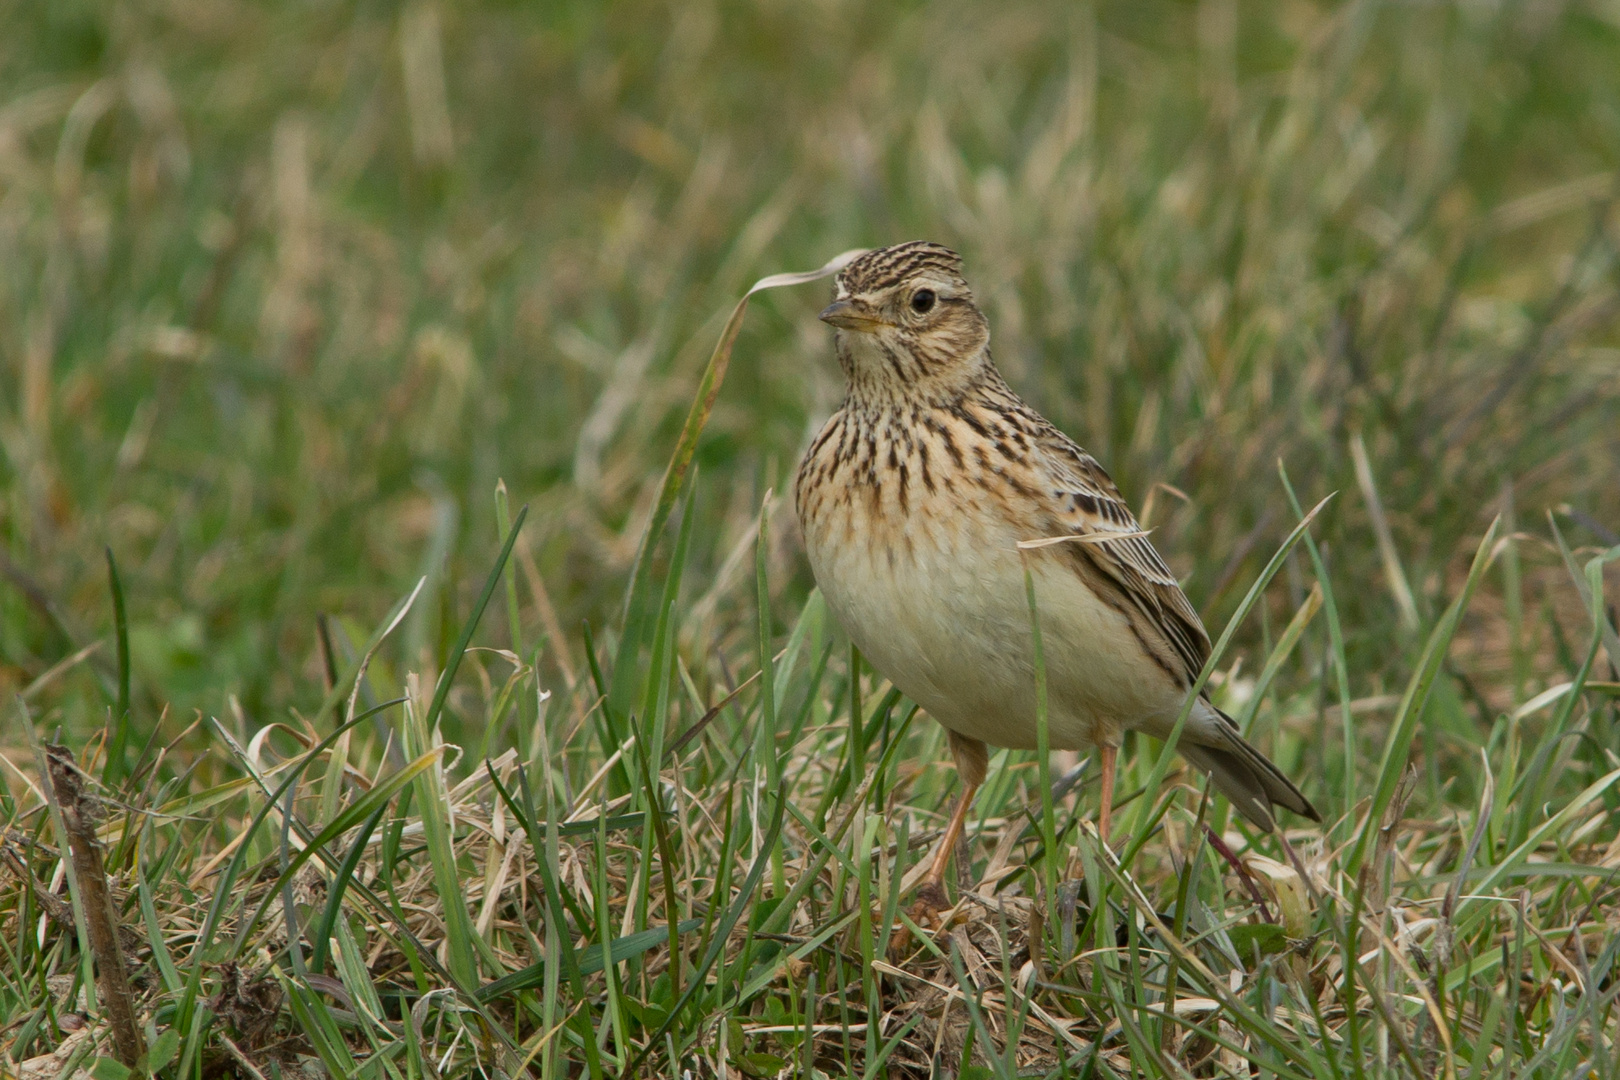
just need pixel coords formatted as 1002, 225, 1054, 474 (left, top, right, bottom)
897, 776, 978, 954
913, 733, 988, 912
1098, 743, 1117, 849
922, 780, 979, 893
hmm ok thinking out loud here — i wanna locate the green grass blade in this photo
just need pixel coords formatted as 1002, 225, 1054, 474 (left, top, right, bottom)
281, 971, 363, 1077
308, 801, 387, 974
641, 476, 699, 773
1123, 492, 1333, 854
607, 304, 752, 726
1279, 461, 1359, 838
103, 548, 131, 787
495, 480, 525, 662
172, 706, 396, 1067
622, 785, 790, 1077
634, 733, 685, 1000
607, 252, 865, 726
135, 838, 182, 994
474, 919, 704, 1002
422, 503, 528, 736
1024, 563, 1059, 920
232, 746, 444, 958
1348, 517, 1500, 877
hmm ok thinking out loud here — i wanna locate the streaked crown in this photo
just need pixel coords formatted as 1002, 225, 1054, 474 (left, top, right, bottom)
834, 241, 968, 298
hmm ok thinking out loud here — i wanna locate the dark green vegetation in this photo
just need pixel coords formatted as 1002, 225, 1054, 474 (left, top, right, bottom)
2, 1, 1619, 1076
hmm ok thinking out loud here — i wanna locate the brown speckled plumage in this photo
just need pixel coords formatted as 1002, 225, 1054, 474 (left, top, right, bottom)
795, 242, 1316, 880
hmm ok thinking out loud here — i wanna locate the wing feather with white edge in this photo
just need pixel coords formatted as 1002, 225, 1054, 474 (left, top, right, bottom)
1028, 425, 1211, 687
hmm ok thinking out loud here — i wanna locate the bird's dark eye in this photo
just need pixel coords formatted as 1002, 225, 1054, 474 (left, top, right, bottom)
910, 289, 936, 314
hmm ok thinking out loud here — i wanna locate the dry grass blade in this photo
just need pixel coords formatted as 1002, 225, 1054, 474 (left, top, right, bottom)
1350, 431, 1420, 632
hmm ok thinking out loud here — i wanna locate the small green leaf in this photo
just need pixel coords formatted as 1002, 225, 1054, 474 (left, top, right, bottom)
621, 997, 671, 1034
147, 1028, 180, 1072
90, 1058, 132, 1080
748, 894, 785, 931
762, 996, 789, 1026
734, 1051, 787, 1077
1228, 922, 1288, 958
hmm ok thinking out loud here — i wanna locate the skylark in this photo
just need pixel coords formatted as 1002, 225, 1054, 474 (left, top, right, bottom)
794, 241, 1319, 893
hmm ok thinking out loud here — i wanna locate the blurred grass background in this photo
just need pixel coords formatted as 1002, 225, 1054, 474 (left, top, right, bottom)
5, 3, 1620, 1076
2, 0, 1618, 746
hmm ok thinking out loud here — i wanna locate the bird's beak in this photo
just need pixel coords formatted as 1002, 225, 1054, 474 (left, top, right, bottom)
819, 299, 886, 333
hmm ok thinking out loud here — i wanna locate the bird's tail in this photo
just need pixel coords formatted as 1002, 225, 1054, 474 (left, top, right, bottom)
1179, 703, 1320, 833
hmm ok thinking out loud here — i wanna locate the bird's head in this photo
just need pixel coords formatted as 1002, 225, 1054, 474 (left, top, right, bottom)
820, 241, 990, 399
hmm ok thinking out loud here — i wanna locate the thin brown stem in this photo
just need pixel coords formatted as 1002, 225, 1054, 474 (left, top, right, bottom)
45, 744, 145, 1067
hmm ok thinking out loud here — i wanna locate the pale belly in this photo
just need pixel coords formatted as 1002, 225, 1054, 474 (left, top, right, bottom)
801, 497, 1183, 751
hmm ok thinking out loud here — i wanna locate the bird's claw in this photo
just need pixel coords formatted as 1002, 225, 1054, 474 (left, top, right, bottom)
910, 881, 950, 921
